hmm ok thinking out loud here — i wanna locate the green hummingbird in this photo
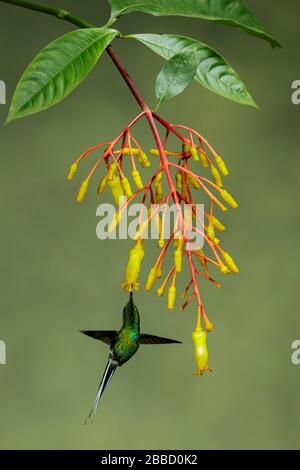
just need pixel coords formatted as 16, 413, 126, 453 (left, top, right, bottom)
81, 292, 181, 421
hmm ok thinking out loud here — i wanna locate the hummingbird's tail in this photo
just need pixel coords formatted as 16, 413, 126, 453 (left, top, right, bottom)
85, 360, 117, 423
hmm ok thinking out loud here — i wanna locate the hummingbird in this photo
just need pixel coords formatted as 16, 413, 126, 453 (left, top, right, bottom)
81, 292, 181, 421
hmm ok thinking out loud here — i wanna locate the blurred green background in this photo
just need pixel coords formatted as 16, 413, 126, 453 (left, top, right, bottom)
0, 0, 299, 450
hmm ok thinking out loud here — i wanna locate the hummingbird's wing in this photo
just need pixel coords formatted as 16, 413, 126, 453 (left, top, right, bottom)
80, 330, 117, 345
140, 334, 182, 345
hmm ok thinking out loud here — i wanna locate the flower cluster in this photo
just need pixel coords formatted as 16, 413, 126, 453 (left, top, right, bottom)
67, 110, 239, 375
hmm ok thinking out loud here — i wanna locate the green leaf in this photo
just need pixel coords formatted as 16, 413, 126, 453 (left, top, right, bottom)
130, 33, 257, 107
155, 49, 197, 106
7, 28, 118, 123
109, 0, 280, 48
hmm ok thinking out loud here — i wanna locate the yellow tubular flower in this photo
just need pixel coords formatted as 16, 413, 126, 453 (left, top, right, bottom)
150, 148, 174, 156
220, 190, 238, 209
207, 224, 215, 241
212, 216, 225, 232
108, 211, 120, 233
156, 285, 165, 297
145, 267, 157, 291
190, 146, 200, 162
157, 214, 165, 247
167, 286, 176, 310
211, 165, 223, 187
223, 252, 239, 274
107, 162, 117, 181
156, 266, 162, 279
176, 172, 182, 189
139, 152, 151, 168
204, 318, 215, 332
122, 147, 139, 156
67, 162, 78, 181
215, 155, 229, 176
192, 328, 211, 375
149, 148, 160, 156
174, 238, 184, 273
189, 176, 201, 190
174, 250, 182, 273
219, 202, 228, 213
97, 175, 108, 194
156, 183, 163, 204
137, 152, 143, 165
122, 239, 145, 292
76, 179, 89, 203
183, 143, 191, 154
153, 213, 160, 235
158, 238, 165, 248
220, 263, 231, 274
199, 152, 209, 168
132, 170, 144, 190
154, 172, 163, 189
120, 176, 133, 197
108, 176, 125, 206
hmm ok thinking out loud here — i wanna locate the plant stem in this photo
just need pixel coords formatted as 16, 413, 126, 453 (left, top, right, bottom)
0, 0, 93, 28
1, 0, 200, 307
105, 46, 149, 113
187, 251, 202, 314
101, 46, 179, 204
146, 111, 178, 201
0, 1, 181, 198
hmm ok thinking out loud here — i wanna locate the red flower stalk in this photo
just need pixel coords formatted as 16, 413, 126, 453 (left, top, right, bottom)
67, 109, 239, 344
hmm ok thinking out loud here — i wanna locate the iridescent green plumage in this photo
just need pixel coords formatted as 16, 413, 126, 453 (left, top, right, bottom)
82, 292, 181, 421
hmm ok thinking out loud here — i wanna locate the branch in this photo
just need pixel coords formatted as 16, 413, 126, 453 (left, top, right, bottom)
104, 45, 149, 112
1, 0, 188, 302
3, 2, 207, 317
1, 0, 179, 192
0, 0, 93, 28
